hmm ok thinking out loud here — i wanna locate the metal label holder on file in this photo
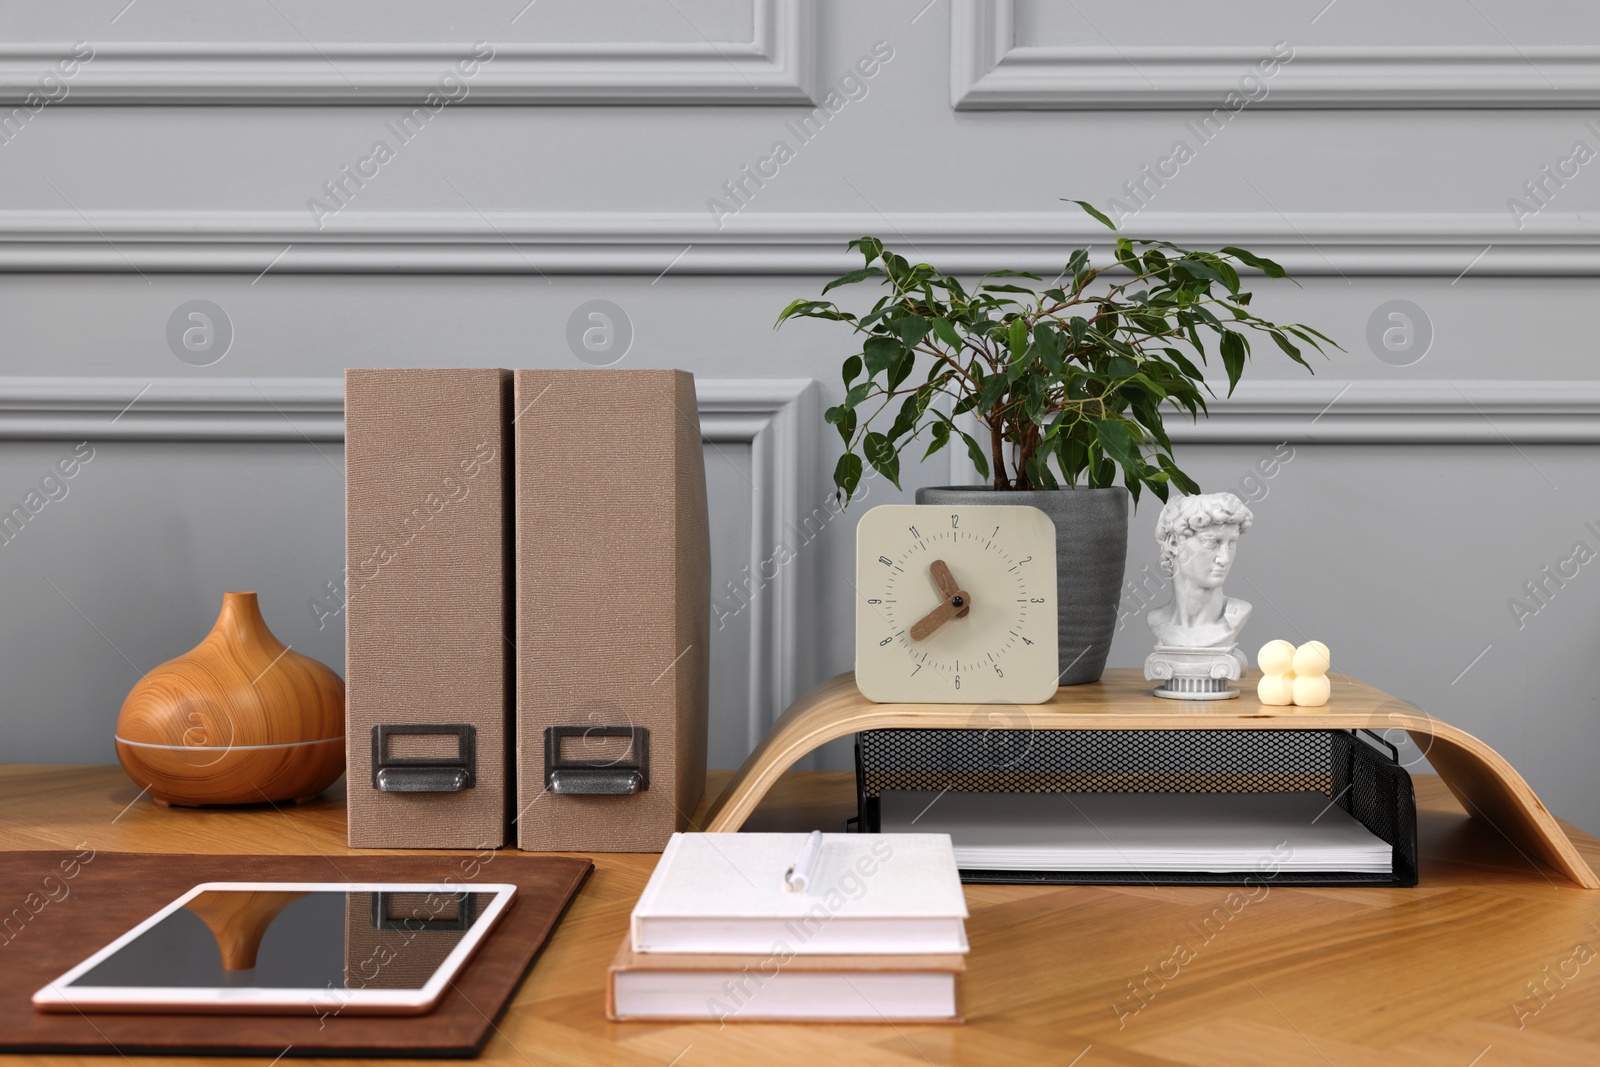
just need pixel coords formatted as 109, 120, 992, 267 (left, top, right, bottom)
544, 725, 649, 795
370, 724, 477, 793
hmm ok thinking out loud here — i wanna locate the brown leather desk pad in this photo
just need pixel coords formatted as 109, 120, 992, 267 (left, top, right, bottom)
0, 851, 592, 1058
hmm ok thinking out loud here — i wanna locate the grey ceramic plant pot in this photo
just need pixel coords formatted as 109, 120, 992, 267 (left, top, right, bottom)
915, 485, 1129, 686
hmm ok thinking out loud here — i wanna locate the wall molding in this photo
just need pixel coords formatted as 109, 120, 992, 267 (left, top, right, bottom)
0, 208, 1594, 277
696, 378, 817, 751
947, 378, 1600, 481
952, 0, 1600, 109
2, 374, 1594, 447
1164, 380, 1600, 445
0, 378, 345, 442
0, 375, 817, 753
1, 373, 1593, 744
0, 0, 815, 105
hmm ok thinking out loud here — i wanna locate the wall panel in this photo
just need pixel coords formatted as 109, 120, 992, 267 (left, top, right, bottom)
1, 0, 1598, 838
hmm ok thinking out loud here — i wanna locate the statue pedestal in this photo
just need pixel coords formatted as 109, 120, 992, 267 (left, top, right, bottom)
1144, 645, 1248, 700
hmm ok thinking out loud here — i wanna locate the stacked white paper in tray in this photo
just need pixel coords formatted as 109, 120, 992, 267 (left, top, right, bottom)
878, 790, 1393, 874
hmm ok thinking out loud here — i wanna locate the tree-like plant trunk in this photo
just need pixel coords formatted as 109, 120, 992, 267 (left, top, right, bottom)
989, 416, 1007, 490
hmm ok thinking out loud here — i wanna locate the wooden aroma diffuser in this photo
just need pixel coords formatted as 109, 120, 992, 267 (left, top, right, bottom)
115, 592, 345, 806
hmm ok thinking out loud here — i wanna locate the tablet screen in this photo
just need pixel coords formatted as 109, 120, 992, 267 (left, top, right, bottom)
36, 885, 515, 1013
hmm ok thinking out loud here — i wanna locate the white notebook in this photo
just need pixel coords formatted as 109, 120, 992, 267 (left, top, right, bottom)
608, 940, 965, 1022
878, 790, 1393, 874
631, 833, 969, 955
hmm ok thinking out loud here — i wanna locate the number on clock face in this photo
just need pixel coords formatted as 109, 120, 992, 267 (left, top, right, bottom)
854, 504, 1059, 704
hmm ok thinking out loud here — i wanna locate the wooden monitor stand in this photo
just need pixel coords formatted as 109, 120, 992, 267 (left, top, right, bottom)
705, 669, 1600, 890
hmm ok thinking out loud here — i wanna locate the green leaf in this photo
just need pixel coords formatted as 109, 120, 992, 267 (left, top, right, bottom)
1007, 317, 1029, 360
824, 404, 857, 445
820, 266, 884, 295
1128, 398, 1172, 452
976, 371, 1011, 413
1023, 449, 1057, 490
1219, 330, 1247, 396
886, 391, 925, 441
833, 452, 863, 501
1269, 330, 1312, 371
846, 237, 884, 265
1068, 199, 1117, 231
863, 336, 902, 377
922, 420, 951, 460
1023, 383, 1046, 424
959, 429, 990, 481
1091, 453, 1116, 488
1158, 347, 1203, 379
930, 317, 963, 349
1210, 257, 1241, 295
1033, 324, 1065, 374
1093, 419, 1139, 470
1175, 257, 1226, 288
842, 354, 862, 386
1157, 454, 1202, 496
1288, 322, 1342, 349
1055, 435, 1088, 487
886, 347, 917, 391
863, 432, 900, 489
1219, 246, 1286, 279
774, 298, 848, 327
892, 315, 930, 348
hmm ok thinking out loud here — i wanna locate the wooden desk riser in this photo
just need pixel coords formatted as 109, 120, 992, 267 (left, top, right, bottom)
4, 667, 1600, 1067
707, 670, 1600, 890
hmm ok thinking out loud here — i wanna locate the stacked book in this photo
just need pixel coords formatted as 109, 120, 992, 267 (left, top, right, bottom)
607, 832, 969, 1023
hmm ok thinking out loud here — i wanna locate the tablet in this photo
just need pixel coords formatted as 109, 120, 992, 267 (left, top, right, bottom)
32, 881, 517, 1016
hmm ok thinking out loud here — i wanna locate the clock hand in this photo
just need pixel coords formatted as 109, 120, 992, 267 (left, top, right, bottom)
909, 588, 972, 641
928, 560, 970, 619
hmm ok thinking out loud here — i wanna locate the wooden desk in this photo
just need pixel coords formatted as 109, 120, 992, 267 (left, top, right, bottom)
4, 765, 1600, 1066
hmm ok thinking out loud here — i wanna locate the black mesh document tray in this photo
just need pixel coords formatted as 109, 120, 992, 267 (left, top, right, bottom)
852, 727, 1418, 887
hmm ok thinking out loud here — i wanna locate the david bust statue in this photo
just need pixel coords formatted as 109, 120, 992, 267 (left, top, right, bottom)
1148, 492, 1254, 648
1144, 492, 1254, 699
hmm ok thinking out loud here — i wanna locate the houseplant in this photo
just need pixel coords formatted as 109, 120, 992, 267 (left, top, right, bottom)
776, 200, 1338, 684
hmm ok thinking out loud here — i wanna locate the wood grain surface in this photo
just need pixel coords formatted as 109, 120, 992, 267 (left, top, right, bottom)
2, 764, 1600, 1065
704, 670, 1600, 889
114, 592, 345, 806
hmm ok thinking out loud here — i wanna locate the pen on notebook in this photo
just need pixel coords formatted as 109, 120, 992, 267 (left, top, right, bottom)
784, 830, 824, 892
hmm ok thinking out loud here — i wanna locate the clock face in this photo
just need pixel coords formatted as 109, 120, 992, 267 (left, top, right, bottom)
855, 504, 1058, 704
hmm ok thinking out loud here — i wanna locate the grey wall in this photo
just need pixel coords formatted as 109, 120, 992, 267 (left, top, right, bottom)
4, 0, 1600, 833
